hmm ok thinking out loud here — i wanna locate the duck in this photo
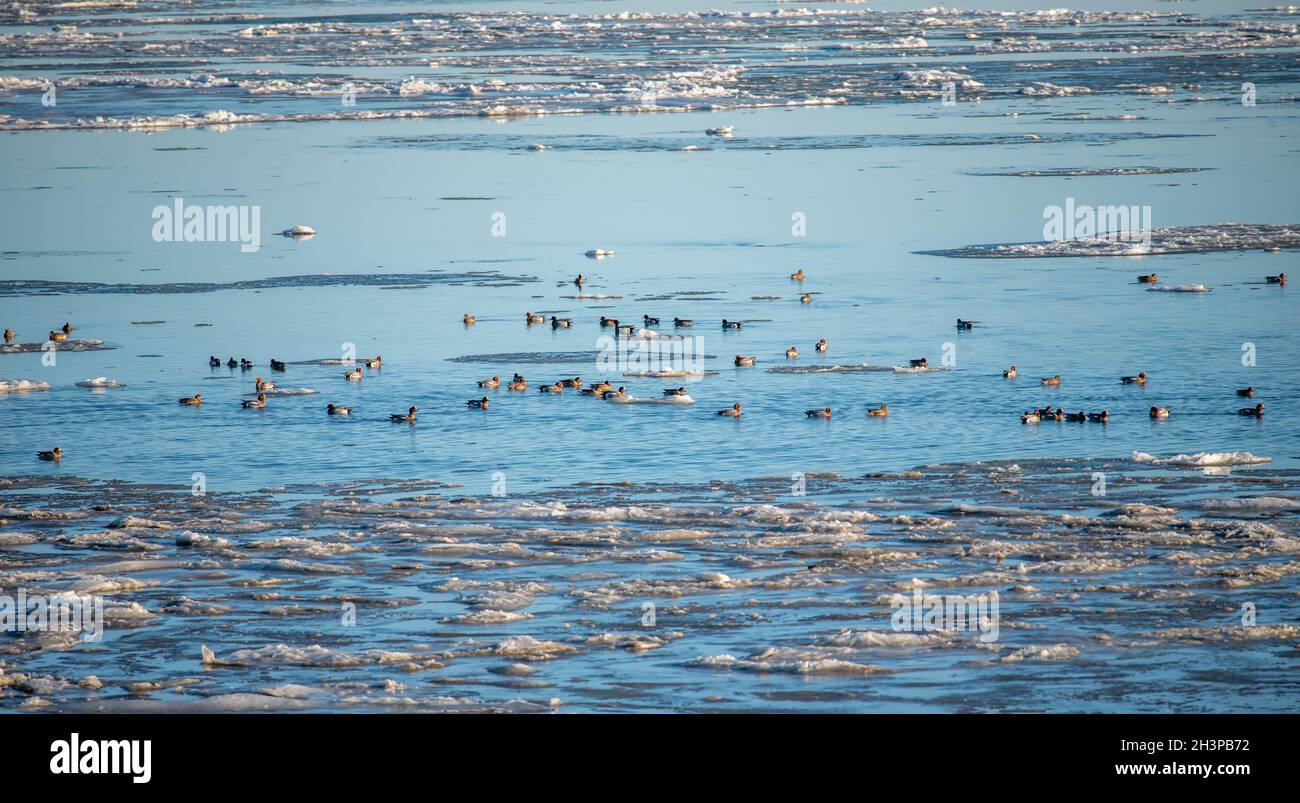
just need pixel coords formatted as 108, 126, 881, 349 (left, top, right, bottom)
1238, 402, 1264, 418
390, 405, 418, 423
36, 447, 61, 462
539, 382, 563, 394
1086, 410, 1109, 423
909, 358, 928, 368
866, 404, 888, 417
48, 330, 67, 342
600, 316, 618, 328
575, 274, 584, 288
364, 356, 382, 368
581, 381, 612, 396
239, 358, 253, 371
178, 394, 202, 406
601, 386, 626, 400
716, 403, 742, 417
673, 317, 693, 327
1236, 387, 1254, 397
1020, 411, 1041, 424
1266, 273, 1285, 285
805, 407, 832, 419
643, 315, 660, 326
61, 322, 73, 335
1120, 371, 1147, 385
208, 355, 221, 368
326, 404, 351, 416
463, 314, 476, 326
615, 323, 636, 336
814, 338, 827, 353
551, 316, 573, 329
1040, 374, 1061, 386
663, 387, 686, 397
800, 293, 812, 304
955, 318, 974, 330
270, 359, 287, 372
525, 311, 545, 325
722, 319, 743, 330
1065, 411, 1087, 422
344, 367, 363, 381
1042, 407, 1064, 422
226, 358, 238, 369
254, 377, 276, 392
467, 396, 490, 409
790, 269, 805, 281
241, 393, 267, 409
734, 355, 755, 367
3, 328, 14, 342
560, 377, 583, 388
786, 346, 799, 359
1002, 365, 1017, 379
477, 376, 501, 389
1137, 273, 1158, 284
1149, 406, 1171, 419
507, 377, 527, 391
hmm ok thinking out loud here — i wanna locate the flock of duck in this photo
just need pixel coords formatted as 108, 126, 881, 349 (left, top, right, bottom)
21, 266, 1282, 463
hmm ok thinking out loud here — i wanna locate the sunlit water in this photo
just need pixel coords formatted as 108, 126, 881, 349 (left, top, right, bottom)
0, 0, 1297, 712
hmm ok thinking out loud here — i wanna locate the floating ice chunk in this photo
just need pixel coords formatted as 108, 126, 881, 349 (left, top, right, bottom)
0, 378, 50, 392
75, 377, 124, 388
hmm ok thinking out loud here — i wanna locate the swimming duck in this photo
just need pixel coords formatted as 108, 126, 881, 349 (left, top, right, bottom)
539, 382, 563, 394
364, 356, 382, 368
239, 358, 253, 371
255, 377, 275, 392
390, 405, 418, 423
790, 269, 805, 281
551, 316, 573, 329
1236, 387, 1254, 397
663, 387, 686, 397
1040, 374, 1061, 386
955, 319, 974, 330
241, 393, 267, 409
673, 318, 693, 327
525, 312, 545, 325
467, 396, 489, 409
48, 330, 67, 342
581, 381, 612, 395
1020, 411, 1040, 424
644, 315, 660, 326
815, 338, 827, 353
61, 322, 73, 335
178, 394, 202, 406
722, 319, 743, 330
477, 376, 501, 389
1149, 406, 1170, 419
600, 316, 618, 328
800, 293, 812, 304
344, 367, 363, 381
734, 355, 755, 367
270, 359, 287, 372
37, 447, 61, 461
909, 358, 928, 368
1238, 403, 1264, 418
507, 378, 527, 391
575, 274, 584, 288
1042, 407, 1064, 422
1002, 365, 1017, 379
326, 404, 351, 415
866, 404, 887, 417
716, 403, 742, 417
560, 377, 583, 388
601, 386, 626, 400
786, 346, 799, 359
1064, 411, 1087, 422
616, 323, 636, 336
3, 328, 14, 342
1266, 273, 1285, 285
1120, 371, 1147, 385
208, 355, 221, 368
463, 314, 476, 326
805, 407, 832, 419
1086, 410, 1109, 423
226, 358, 238, 368
1137, 273, 1158, 284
